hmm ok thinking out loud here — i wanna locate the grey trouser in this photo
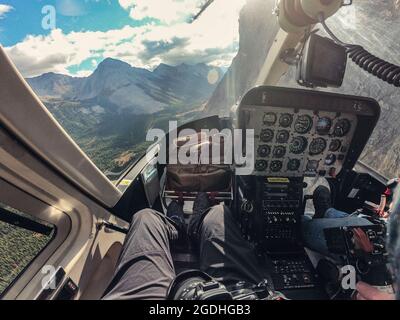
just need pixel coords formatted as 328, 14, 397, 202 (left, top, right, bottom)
102, 204, 269, 300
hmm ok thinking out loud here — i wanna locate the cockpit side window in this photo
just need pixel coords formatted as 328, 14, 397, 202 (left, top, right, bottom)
0, 202, 55, 297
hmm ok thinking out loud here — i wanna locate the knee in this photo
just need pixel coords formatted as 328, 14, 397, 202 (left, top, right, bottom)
203, 204, 227, 226
131, 209, 161, 227
202, 204, 236, 232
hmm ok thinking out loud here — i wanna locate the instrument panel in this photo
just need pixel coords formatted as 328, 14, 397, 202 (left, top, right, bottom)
241, 106, 358, 177
236, 86, 380, 179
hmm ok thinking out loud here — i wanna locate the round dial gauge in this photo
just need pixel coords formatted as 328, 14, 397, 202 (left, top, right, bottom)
325, 154, 337, 166
258, 145, 271, 158
270, 161, 283, 172
255, 160, 268, 172
316, 117, 332, 135
276, 130, 290, 143
294, 115, 313, 134
334, 119, 351, 137
287, 159, 301, 171
309, 138, 327, 155
329, 139, 342, 152
260, 129, 274, 143
273, 146, 286, 158
263, 112, 277, 126
306, 160, 320, 172
279, 113, 293, 128
289, 136, 308, 154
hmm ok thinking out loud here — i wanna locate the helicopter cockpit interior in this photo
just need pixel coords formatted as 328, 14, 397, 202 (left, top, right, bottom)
117, 85, 387, 300
1, 0, 400, 301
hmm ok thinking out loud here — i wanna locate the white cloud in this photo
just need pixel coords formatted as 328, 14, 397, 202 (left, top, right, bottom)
0, 4, 13, 18
5, 0, 246, 77
5, 26, 146, 77
118, 0, 201, 24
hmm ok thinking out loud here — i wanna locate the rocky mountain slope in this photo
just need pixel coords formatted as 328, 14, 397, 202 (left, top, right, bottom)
27, 59, 223, 173
28, 59, 223, 115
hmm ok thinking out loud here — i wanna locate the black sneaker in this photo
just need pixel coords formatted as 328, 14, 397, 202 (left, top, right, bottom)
193, 192, 211, 216
167, 201, 186, 230
313, 186, 332, 219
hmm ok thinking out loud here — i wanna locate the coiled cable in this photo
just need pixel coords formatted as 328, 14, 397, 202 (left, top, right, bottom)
346, 45, 400, 87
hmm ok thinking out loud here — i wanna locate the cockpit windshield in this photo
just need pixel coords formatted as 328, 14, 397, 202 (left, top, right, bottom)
1, 0, 399, 181
0, 0, 245, 182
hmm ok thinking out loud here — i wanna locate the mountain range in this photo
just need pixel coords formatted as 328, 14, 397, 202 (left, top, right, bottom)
25, 59, 224, 174
27, 59, 223, 115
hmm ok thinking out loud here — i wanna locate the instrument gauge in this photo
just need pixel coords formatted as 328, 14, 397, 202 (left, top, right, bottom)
279, 113, 293, 128
276, 130, 290, 143
270, 161, 283, 172
309, 138, 327, 155
294, 115, 313, 134
289, 136, 308, 154
273, 146, 286, 158
260, 129, 274, 143
325, 154, 337, 166
287, 159, 301, 171
316, 117, 332, 135
334, 119, 352, 137
329, 139, 342, 152
255, 160, 268, 172
306, 160, 320, 172
263, 112, 277, 126
258, 145, 271, 158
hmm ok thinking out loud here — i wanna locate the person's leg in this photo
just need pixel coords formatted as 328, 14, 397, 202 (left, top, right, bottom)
102, 209, 176, 300
304, 185, 373, 256
193, 203, 269, 286
324, 208, 351, 219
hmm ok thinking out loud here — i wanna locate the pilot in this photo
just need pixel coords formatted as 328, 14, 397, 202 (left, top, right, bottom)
102, 193, 271, 300
303, 185, 397, 300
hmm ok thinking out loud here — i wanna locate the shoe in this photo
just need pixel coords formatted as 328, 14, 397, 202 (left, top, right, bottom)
193, 192, 211, 216
167, 201, 185, 228
313, 186, 332, 219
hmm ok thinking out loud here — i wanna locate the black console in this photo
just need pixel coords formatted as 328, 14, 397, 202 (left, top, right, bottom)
254, 177, 304, 253
269, 256, 318, 291
234, 86, 381, 297
237, 175, 320, 293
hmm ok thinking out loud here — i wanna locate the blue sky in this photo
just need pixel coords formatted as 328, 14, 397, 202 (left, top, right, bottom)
0, 0, 245, 77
